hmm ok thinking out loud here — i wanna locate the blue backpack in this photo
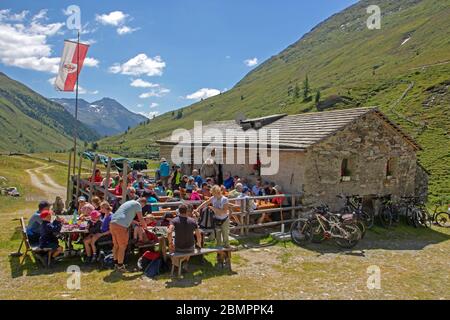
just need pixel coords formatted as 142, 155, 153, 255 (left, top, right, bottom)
144, 259, 161, 278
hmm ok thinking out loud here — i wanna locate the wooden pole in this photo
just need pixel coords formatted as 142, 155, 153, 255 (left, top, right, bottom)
239, 198, 245, 236
291, 195, 296, 219
76, 152, 83, 199
104, 156, 112, 200
66, 151, 73, 209
121, 163, 128, 204
245, 198, 250, 235
72, 31, 80, 175
89, 154, 98, 201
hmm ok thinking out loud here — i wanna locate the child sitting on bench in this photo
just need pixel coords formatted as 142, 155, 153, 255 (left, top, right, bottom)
83, 210, 103, 263
39, 210, 64, 259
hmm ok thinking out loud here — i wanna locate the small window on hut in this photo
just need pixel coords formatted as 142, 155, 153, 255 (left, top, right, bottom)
386, 158, 395, 178
341, 158, 351, 181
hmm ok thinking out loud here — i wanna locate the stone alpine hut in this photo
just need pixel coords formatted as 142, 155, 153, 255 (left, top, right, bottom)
157, 107, 428, 210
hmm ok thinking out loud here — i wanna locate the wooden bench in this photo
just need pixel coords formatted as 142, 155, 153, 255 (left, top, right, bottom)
169, 247, 234, 277
14, 217, 53, 268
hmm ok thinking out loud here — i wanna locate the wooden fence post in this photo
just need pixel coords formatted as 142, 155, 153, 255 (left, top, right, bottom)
104, 156, 112, 200
89, 154, 98, 201
121, 163, 128, 204
75, 152, 83, 199
65, 151, 72, 209
239, 198, 245, 236
245, 198, 250, 235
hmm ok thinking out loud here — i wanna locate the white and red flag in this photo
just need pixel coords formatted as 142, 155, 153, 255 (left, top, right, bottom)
55, 40, 89, 91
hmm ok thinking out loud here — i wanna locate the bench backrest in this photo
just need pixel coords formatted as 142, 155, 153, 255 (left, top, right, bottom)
20, 217, 33, 250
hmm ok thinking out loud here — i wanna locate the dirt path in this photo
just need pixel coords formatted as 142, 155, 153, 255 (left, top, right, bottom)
25, 165, 66, 201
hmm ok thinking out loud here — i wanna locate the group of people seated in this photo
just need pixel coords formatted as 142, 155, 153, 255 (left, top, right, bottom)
26, 157, 286, 273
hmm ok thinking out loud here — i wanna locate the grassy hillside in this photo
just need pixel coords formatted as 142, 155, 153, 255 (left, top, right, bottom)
0, 72, 100, 153
98, 0, 450, 201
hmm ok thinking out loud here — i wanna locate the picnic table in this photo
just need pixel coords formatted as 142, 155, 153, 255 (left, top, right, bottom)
256, 201, 279, 210
57, 216, 89, 256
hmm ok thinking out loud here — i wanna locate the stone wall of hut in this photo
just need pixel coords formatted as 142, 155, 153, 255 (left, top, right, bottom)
301, 112, 421, 210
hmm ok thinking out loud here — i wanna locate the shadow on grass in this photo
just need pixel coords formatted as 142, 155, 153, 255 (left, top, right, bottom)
162, 255, 237, 288
233, 223, 450, 255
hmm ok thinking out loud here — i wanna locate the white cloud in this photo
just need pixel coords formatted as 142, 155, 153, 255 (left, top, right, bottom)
117, 25, 139, 35
69, 38, 97, 45
138, 111, 159, 119
78, 86, 99, 95
0, 9, 29, 22
186, 88, 221, 100
95, 11, 128, 26
32, 9, 48, 22
0, 10, 67, 73
130, 78, 159, 88
244, 57, 258, 67
48, 77, 56, 86
109, 53, 166, 76
84, 57, 99, 67
150, 103, 159, 108
136, 104, 143, 108
139, 88, 170, 99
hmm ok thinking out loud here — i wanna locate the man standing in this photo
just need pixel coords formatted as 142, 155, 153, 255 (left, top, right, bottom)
159, 158, 170, 188
110, 198, 148, 272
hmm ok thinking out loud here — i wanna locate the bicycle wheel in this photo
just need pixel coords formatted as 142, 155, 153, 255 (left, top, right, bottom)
418, 209, 431, 228
361, 210, 374, 229
353, 219, 366, 239
379, 206, 393, 228
435, 212, 450, 228
411, 208, 421, 228
405, 208, 414, 226
309, 219, 326, 243
333, 223, 360, 249
290, 219, 312, 246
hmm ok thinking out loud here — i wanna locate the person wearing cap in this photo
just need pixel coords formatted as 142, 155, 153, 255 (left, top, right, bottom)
159, 158, 170, 188
80, 203, 95, 219
82, 210, 103, 263
39, 210, 64, 258
271, 185, 284, 206
77, 196, 87, 214
110, 198, 148, 272
27, 201, 50, 244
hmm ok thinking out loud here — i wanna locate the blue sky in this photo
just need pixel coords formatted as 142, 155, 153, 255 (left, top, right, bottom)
0, 0, 357, 118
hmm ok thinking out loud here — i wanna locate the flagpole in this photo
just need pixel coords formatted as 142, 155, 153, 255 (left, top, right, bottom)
72, 30, 80, 175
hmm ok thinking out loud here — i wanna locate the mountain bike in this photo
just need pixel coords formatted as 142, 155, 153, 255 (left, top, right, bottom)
427, 201, 450, 228
374, 194, 399, 228
338, 194, 373, 234
290, 205, 361, 249
400, 196, 431, 228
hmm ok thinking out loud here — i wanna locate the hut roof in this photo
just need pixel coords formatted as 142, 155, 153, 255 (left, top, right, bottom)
157, 107, 421, 151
